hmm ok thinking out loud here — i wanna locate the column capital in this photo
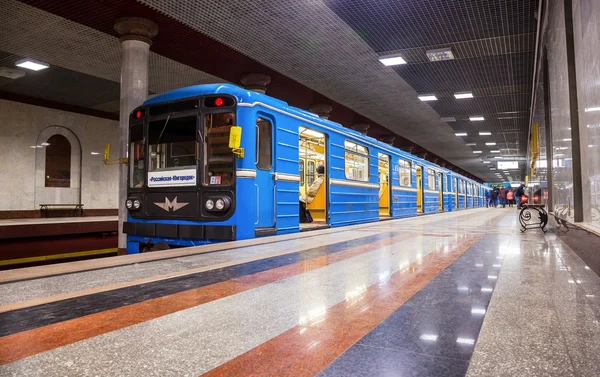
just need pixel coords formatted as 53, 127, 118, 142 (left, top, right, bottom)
114, 17, 158, 45
350, 123, 370, 135
378, 135, 395, 145
240, 73, 271, 94
309, 104, 333, 119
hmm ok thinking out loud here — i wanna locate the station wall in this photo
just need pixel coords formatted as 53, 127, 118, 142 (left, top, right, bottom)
529, 0, 600, 232
0, 99, 119, 212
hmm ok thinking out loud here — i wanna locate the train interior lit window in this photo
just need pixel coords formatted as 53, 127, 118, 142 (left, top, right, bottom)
129, 123, 144, 188
299, 126, 327, 225
438, 172, 443, 211
256, 117, 272, 170
378, 153, 391, 218
416, 166, 423, 213
399, 159, 411, 187
344, 140, 369, 182
204, 112, 235, 186
427, 168, 436, 190
148, 115, 197, 177
453, 177, 458, 207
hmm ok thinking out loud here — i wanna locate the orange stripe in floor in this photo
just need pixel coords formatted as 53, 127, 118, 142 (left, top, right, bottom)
199, 233, 485, 377
0, 232, 418, 365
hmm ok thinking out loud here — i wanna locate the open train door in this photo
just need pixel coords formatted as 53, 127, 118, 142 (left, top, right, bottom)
438, 172, 444, 212
299, 126, 328, 231
378, 153, 391, 218
416, 166, 423, 213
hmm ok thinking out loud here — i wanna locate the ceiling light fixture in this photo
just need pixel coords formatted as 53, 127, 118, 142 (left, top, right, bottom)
91, 152, 100, 155
483, 161, 490, 164
455, 132, 468, 136
15, 58, 50, 71
473, 151, 482, 154
440, 116, 456, 122
584, 107, 600, 112
470, 116, 485, 121
418, 94, 437, 101
454, 92, 473, 99
378, 54, 407, 66
426, 47, 454, 61
466, 143, 476, 146
485, 142, 496, 146
479, 131, 492, 136
490, 150, 500, 153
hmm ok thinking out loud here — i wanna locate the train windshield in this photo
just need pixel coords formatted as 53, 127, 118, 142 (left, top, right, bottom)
147, 115, 197, 187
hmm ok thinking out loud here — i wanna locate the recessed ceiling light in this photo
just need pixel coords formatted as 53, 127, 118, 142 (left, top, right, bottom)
562, 138, 572, 141
490, 150, 500, 153
454, 92, 473, 99
473, 151, 482, 154
479, 131, 492, 136
418, 94, 437, 101
490, 168, 496, 170
455, 132, 468, 136
495, 156, 504, 159
378, 54, 407, 66
440, 117, 456, 122
29, 145, 36, 149
466, 143, 476, 146
40, 142, 50, 146
485, 142, 496, 146
15, 58, 50, 71
470, 116, 485, 121
91, 152, 100, 155
426, 47, 454, 61
483, 161, 491, 164
584, 107, 600, 112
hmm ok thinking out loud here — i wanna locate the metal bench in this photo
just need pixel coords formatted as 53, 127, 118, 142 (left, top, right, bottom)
39, 203, 84, 218
519, 203, 548, 232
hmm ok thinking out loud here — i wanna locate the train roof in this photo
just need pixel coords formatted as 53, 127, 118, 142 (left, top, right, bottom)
144, 83, 482, 185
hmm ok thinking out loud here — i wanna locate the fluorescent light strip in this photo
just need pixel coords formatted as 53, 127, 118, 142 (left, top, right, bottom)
584, 107, 600, 112
418, 94, 437, 101
454, 92, 473, 99
473, 151, 482, 154
485, 142, 496, 146
470, 116, 485, 121
378, 54, 407, 66
455, 132, 468, 136
490, 150, 500, 153
15, 58, 50, 71
479, 132, 491, 135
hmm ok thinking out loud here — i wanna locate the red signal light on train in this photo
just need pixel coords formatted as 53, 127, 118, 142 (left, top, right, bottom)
136, 110, 142, 119
215, 97, 224, 107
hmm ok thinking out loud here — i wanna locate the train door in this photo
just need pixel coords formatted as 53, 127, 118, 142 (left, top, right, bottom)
453, 177, 458, 208
299, 126, 327, 229
438, 172, 443, 212
416, 166, 423, 213
255, 116, 275, 230
378, 153, 391, 218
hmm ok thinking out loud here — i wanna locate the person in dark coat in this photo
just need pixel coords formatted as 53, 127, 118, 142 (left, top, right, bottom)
499, 187, 507, 208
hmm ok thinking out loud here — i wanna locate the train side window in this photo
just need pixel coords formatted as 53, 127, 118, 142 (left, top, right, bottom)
427, 169, 436, 189
344, 140, 369, 181
307, 161, 315, 185
256, 117, 272, 170
399, 159, 411, 187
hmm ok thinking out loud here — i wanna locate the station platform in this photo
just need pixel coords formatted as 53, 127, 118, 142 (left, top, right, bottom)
0, 209, 598, 376
0, 216, 117, 268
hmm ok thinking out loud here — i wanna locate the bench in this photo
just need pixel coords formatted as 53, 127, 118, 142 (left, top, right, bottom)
519, 204, 548, 232
39, 204, 84, 218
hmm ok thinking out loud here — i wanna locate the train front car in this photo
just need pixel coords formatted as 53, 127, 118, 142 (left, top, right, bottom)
123, 85, 248, 253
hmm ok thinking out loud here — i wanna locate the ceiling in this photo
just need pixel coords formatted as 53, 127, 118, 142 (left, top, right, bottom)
0, 0, 539, 182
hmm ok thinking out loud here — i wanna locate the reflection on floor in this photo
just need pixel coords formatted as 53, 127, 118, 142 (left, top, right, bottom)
1, 209, 599, 377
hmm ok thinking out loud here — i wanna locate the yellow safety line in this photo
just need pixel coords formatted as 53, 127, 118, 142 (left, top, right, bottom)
0, 248, 118, 267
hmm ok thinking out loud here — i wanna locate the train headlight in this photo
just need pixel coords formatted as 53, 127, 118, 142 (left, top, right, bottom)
205, 199, 215, 210
215, 198, 225, 210
133, 199, 141, 209
126, 199, 133, 209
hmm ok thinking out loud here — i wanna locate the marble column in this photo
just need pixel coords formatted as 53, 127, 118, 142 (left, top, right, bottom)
114, 17, 158, 253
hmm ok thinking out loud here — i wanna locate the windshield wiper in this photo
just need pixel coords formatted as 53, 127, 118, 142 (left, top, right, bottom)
157, 114, 171, 144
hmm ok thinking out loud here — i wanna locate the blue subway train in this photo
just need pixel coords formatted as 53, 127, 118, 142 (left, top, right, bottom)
122, 84, 489, 253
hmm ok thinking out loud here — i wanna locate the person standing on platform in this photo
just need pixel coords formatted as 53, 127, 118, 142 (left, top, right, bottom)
507, 188, 514, 207
484, 189, 490, 208
515, 184, 525, 209
490, 188, 499, 208
499, 186, 507, 208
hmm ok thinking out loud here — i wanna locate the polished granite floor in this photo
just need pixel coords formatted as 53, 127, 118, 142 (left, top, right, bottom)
0, 208, 599, 377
